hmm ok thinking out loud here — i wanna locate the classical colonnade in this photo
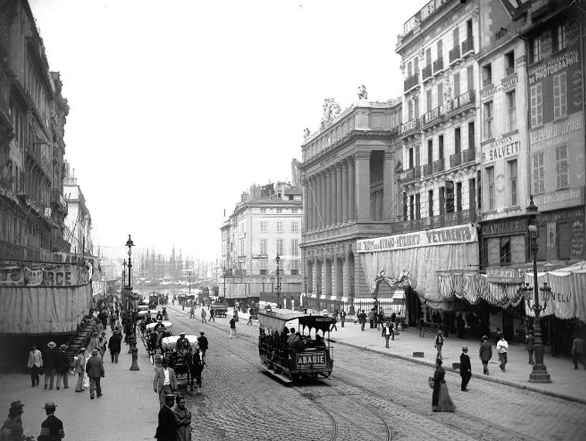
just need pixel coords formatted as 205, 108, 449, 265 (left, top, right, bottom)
305, 242, 356, 304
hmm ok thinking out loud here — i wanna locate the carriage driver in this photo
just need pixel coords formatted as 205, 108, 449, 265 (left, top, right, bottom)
176, 332, 191, 355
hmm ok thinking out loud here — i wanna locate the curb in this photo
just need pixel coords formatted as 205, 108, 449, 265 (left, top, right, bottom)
330, 338, 586, 405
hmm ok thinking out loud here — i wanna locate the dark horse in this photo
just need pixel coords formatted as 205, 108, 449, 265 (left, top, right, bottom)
187, 350, 204, 394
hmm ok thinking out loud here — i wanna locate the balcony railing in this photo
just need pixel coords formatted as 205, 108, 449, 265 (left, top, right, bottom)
423, 163, 433, 177
392, 209, 473, 234
433, 58, 444, 73
399, 118, 420, 137
400, 167, 421, 183
462, 148, 476, 163
404, 73, 419, 91
433, 158, 445, 174
449, 46, 461, 64
505, 66, 515, 76
461, 37, 474, 55
450, 152, 462, 168
447, 90, 475, 116
422, 64, 432, 81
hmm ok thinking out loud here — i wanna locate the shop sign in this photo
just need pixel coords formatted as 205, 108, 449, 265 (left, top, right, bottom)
486, 267, 524, 283
529, 113, 583, 150
296, 351, 326, 369
482, 133, 521, 162
481, 218, 527, 237
533, 187, 584, 212
357, 224, 477, 253
252, 254, 268, 259
528, 49, 579, 85
480, 75, 518, 101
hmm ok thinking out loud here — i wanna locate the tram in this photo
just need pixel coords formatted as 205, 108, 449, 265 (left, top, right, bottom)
258, 309, 335, 383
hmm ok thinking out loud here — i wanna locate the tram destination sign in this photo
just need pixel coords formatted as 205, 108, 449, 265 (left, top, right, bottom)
296, 351, 326, 369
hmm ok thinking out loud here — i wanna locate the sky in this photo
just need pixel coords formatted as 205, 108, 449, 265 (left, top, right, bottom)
29, 0, 430, 261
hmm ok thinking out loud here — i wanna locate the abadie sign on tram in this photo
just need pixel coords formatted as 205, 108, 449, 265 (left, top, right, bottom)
356, 224, 477, 253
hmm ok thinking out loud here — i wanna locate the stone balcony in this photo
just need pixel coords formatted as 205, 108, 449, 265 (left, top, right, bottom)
392, 209, 475, 234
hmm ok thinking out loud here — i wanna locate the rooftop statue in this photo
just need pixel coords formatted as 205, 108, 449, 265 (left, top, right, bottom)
357, 84, 368, 100
321, 98, 342, 128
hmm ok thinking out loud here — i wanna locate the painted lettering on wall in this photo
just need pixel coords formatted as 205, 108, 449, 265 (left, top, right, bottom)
528, 49, 579, 84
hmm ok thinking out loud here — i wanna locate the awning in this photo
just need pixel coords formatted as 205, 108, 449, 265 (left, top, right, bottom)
357, 224, 479, 310
524, 261, 586, 322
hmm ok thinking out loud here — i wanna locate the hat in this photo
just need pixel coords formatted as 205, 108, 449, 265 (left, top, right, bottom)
59, 344, 67, 350
91, 349, 99, 355
101, 331, 106, 335
164, 394, 175, 401
47, 341, 56, 349
42, 402, 57, 410
9, 401, 24, 416
80, 347, 86, 352
200, 332, 205, 335
180, 332, 185, 336
462, 346, 468, 351
482, 335, 488, 341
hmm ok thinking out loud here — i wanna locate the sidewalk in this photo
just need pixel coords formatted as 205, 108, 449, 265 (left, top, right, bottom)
193, 305, 586, 404
0, 332, 159, 441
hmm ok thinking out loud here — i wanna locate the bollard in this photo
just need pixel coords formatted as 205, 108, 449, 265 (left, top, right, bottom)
130, 346, 140, 371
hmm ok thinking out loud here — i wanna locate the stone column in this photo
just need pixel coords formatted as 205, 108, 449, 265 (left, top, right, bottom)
302, 179, 309, 232
325, 168, 332, 228
383, 151, 395, 221
342, 160, 348, 223
348, 156, 356, 222
309, 176, 315, 231
355, 151, 371, 222
336, 162, 343, 226
321, 172, 327, 230
331, 166, 337, 227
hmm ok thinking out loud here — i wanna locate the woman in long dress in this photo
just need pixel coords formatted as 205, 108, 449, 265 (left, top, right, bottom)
174, 394, 192, 441
432, 359, 455, 412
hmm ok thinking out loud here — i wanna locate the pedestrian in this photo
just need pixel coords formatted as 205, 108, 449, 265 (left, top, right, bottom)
431, 359, 455, 412
173, 393, 192, 441
109, 310, 118, 332
360, 310, 366, 331
434, 330, 444, 360
246, 311, 253, 326
525, 331, 535, 365
43, 342, 58, 390
459, 346, 471, 391
154, 357, 177, 408
496, 334, 509, 372
418, 316, 425, 338
479, 335, 492, 375
155, 394, 177, 441
197, 332, 208, 360
209, 308, 215, 322
98, 332, 108, 358
189, 305, 195, 319
27, 343, 43, 387
55, 345, 70, 390
85, 349, 105, 399
0, 400, 26, 440
340, 309, 346, 328
108, 329, 122, 363
571, 335, 586, 370
368, 309, 375, 328
201, 308, 207, 324
38, 402, 64, 441
383, 321, 393, 349
229, 314, 237, 339
456, 314, 465, 339
87, 332, 99, 354
331, 316, 338, 332
74, 347, 86, 392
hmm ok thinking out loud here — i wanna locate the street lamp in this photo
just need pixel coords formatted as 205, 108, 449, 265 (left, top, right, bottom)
223, 266, 227, 299
122, 259, 127, 290
276, 253, 282, 308
126, 234, 134, 290
520, 196, 551, 383
125, 234, 139, 371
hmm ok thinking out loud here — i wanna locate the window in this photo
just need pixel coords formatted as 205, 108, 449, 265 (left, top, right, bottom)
530, 84, 543, 126
531, 37, 542, 63
437, 82, 443, 107
468, 122, 475, 151
291, 221, 299, 233
276, 239, 284, 255
456, 182, 462, 211
453, 72, 460, 97
500, 237, 511, 265
408, 100, 414, 120
260, 238, 267, 255
438, 135, 444, 159
409, 195, 415, 220
553, 72, 567, 119
428, 190, 434, 217
427, 139, 433, 164
416, 193, 421, 219
260, 221, 267, 233
553, 24, 566, 52
260, 208, 266, 214
486, 166, 495, 210
437, 40, 443, 60
506, 90, 516, 132
467, 66, 474, 91
291, 239, 299, 256
455, 127, 461, 154
426, 48, 431, 66
508, 160, 517, 206
533, 152, 545, 194
407, 61, 413, 78
292, 208, 298, 214
504, 51, 515, 75
482, 64, 492, 86
426, 89, 432, 111
439, 187, 445, 215
408, 148, 414, 169
556, 145, 569, 189
558, 222, 571, 260
276, 221, 283, 232
452, 27, 460, 49
483, 101, 493, 139
414, 96, 419, 118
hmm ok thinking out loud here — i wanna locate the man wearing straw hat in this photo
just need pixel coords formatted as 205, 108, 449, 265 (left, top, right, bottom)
38, 402, 64, 441
43, 342, 58, 390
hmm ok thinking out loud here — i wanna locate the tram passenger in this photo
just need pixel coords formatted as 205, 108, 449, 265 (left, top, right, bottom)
286, 328, 297, 345
315, 334, 326, 348
288, 332, 303, 349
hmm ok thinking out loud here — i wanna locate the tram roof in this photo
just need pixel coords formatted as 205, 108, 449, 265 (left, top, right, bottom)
258, 308, 335, 333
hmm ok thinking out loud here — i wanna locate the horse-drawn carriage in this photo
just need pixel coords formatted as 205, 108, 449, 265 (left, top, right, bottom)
143, 321, 173, 358
258, 309, 335, 383
161, 335, 204, 393
210, 304, 228, 318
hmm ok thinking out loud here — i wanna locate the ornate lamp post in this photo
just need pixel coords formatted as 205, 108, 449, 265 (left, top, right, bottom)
122, 260, 127, 291
276, 253, 282, 308
223, 266, 227, 300
520, 196, 551, 383
126, 235, 134, 290
125, 234, 139, 371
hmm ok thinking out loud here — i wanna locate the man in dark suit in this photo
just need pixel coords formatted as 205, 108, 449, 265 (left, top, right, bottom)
479, 335, 493, 375
154, 394, 177, 441
38, 401, 64, 440
85, 349, 105, 399
460, 346, 472, 391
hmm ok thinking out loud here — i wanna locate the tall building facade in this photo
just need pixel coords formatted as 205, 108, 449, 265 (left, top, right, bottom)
63, 162, 94, 257
0, 0, 70, 261
221, 180, 303, 306
300, 95, 402, 314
